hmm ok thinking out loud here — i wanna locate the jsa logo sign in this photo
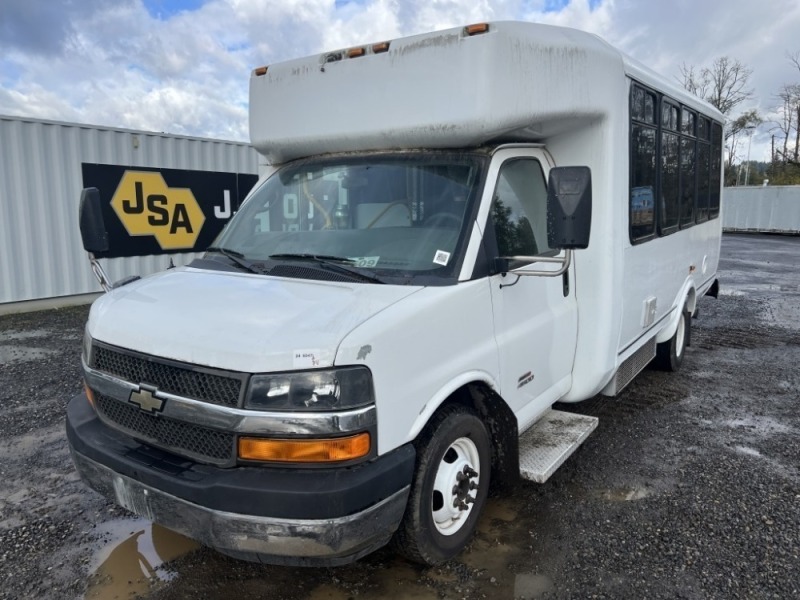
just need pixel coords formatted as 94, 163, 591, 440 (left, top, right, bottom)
82, 163, 258, 258
111, 171, 206, 250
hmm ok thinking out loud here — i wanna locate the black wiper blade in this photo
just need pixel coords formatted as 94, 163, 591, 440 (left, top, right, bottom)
268, 253, 385, 284
206, 246, 264, 275
207, 245, 246, 258
269, 253, 354, 263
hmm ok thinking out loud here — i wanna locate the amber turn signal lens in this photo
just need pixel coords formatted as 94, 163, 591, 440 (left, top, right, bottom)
371, 42, 390, 53
254, 66, 268, 76
347, 47, 366, 58
465, 23, 490, 36
84, 381, 95, 408
238, 433, 371, 463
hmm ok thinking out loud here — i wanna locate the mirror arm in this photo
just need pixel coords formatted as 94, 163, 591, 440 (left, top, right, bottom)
504, 249, 572, 278
88, 252, 112, 292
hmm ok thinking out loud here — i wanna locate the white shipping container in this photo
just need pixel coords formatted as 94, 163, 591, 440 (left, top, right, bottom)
0, 115, 261, 310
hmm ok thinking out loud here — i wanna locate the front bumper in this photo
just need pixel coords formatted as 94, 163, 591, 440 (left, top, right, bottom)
66, 394, 415, 566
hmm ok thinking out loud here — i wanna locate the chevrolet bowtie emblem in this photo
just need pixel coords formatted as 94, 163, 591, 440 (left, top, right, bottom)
128, 387, 165, 414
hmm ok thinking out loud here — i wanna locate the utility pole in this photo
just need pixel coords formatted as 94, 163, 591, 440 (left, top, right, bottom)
744, 129, 753, 186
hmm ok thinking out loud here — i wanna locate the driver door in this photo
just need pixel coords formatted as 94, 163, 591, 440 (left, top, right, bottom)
485, 148, 578, 432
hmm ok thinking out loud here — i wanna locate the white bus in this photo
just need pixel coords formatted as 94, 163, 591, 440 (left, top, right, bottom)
69, 21, 724, 567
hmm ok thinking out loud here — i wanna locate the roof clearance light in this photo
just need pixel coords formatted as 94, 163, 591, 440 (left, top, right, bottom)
238, 433, 371, 463
347, 47, 366, 58
465, 23, 490, 36
254, 66, 268, 76
372, 41, 390, 53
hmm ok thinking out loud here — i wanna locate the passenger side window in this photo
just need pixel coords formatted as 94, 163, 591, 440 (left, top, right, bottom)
491, 159, 552, 266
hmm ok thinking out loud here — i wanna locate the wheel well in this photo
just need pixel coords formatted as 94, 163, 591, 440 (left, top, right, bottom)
686, 287, 698, 316
425, 382, 519, 489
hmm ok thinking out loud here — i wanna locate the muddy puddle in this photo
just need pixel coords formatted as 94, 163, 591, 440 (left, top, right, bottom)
125, 493, 563, 600
85, 518, 199, 599
595, 486, 652, 502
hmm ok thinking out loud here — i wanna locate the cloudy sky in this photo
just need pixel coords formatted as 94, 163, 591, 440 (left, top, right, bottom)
2, 0, 800, 161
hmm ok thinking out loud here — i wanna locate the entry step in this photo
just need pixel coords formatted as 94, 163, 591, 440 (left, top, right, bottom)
518, 409, 598, 483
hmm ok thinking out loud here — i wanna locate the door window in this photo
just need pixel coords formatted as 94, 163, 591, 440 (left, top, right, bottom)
491, 158, 552, 268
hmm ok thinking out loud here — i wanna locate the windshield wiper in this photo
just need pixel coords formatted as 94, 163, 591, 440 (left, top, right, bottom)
268, 253, 385, 284
206, 246, 264, 275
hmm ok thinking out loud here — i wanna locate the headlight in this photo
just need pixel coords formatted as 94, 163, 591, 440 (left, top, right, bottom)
245, 366, 374, 411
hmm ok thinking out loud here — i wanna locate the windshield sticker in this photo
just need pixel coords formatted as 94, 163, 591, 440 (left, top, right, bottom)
293, 349, 321, 368
348, 256, 380, 268
433, 250, 451, 266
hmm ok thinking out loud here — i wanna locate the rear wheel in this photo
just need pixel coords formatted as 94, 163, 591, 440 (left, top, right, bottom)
654, 307, 690, 371
394, 405, 491, 566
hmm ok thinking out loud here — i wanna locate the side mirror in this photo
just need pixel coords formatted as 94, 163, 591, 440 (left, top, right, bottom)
79, 187, 109, 254
547, 166, 592, 250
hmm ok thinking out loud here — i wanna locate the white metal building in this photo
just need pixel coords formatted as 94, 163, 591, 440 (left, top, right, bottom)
0, 115, 261, 313
722, 185, 800, 234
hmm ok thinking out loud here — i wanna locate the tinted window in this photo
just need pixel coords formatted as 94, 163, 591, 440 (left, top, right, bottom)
631, 125, 657, 240
710, 123, 723, 217
663, 103, 679, 132
696, 142, 710, 222
680, 137, 696, 226
660, 132, 680, 231
681, 109, 696, 137
630, 83, 722, 244
697, 117, 710, 141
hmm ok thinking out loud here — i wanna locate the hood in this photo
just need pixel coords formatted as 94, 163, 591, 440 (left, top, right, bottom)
88, 267, 421, 373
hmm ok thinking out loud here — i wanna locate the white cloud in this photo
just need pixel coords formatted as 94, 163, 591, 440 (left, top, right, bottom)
523, 0, 614, 38
1, 0, 799, 160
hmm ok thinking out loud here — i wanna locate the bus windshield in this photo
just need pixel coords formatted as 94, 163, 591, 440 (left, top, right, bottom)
211, 153, 485, 283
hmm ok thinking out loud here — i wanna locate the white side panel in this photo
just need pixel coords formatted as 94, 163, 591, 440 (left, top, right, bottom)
619, 218, 721, 353
0, 116, 260, 305
336, 280, 499, 456
548, 115, 629, 402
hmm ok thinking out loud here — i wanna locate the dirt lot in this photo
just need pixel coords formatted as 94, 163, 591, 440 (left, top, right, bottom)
1, 233, 798, 600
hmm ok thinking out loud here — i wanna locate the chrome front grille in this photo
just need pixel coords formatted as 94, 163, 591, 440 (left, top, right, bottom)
91, 344, 244, 407
95, 393, 236, 466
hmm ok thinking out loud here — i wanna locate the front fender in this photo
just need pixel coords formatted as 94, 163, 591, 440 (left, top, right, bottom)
406, 370, 502, 442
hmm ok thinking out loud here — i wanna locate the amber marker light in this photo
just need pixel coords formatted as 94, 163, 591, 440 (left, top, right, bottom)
253, 66, 268, 76
347, 47, 366, 58
238, 433, 371, 463
465, 23, 490, 36
84, 381, 96, 409
371, 41, 390, 53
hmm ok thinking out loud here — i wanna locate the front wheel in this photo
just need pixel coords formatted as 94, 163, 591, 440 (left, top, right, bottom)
654, 307, 690, 371
394, 405, 491, 566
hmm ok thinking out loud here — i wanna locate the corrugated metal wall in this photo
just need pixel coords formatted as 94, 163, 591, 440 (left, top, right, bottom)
723, 186, 800, 234
0, 116, 262, 306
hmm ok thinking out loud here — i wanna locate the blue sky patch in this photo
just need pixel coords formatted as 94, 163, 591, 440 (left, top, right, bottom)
543, 0, 602, 11
143, 0, 206, 20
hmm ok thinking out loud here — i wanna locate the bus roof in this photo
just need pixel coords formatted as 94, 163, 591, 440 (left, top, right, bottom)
249, 21, 723, 164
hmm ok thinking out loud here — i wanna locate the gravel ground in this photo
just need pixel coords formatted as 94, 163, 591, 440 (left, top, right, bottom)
0, 233, 798, 600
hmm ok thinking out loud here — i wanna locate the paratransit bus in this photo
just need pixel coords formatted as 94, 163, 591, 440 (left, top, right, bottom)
68, 21, 724, 566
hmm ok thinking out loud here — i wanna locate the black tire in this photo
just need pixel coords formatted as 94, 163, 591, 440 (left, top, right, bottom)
654, 308, 690, 371
394, 404, 491, 566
